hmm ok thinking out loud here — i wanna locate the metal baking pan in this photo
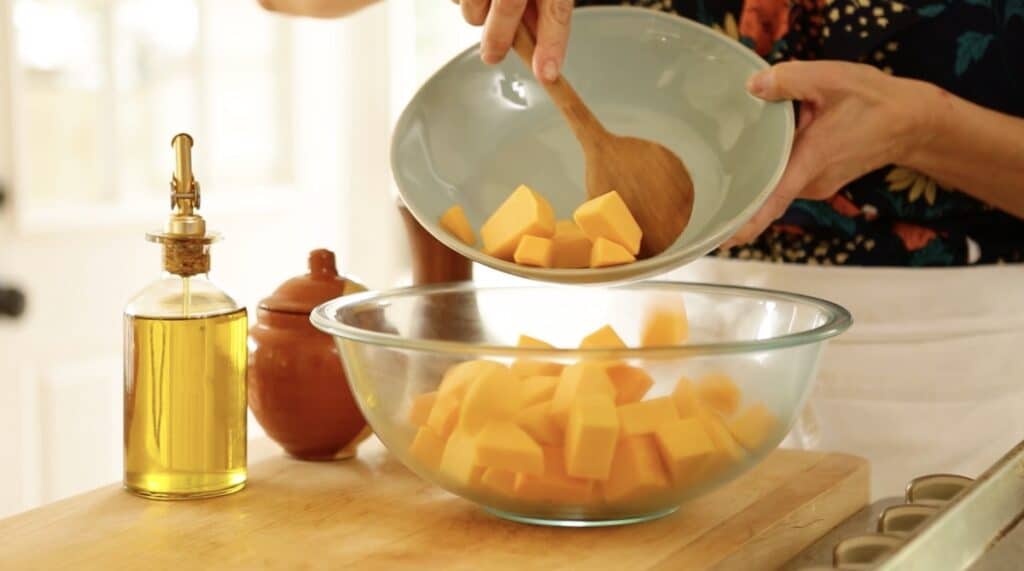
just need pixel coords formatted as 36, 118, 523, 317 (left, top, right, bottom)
877, 440, 1024, 570
783, 439, 1024, 570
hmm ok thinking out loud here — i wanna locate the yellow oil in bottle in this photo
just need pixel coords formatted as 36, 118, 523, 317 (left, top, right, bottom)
124, 306, 248, 499
125, 133, 248, 500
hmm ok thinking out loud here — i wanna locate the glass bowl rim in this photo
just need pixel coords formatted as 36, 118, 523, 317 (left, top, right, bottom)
310, 280, 852, 358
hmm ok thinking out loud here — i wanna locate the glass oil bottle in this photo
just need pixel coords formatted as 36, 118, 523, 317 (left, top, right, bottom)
123, 133, 247, 499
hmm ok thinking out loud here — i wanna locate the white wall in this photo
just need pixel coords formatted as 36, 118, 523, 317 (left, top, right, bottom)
0, 0, 483, 518
0, 7, 381, 517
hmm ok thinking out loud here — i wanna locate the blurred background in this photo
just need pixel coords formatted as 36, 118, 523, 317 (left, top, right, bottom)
0, 0, 522, 517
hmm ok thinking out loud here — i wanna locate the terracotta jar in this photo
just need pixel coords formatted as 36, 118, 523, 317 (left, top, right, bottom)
248, 249, 372, 461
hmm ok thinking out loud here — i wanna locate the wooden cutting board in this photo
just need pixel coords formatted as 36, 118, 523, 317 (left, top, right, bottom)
0, 439, 867, 570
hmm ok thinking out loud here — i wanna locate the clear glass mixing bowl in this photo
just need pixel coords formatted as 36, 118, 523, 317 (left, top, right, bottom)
311, 281, 851, 527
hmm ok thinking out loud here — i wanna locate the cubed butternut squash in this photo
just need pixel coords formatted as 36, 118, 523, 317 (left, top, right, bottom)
440, 205, 476, 246
513, 446, 594, 503
602, 435, 670, 503
510, 335, 563, 378
697, 373, 742, 416
520, 375, 559, 407
481, 185, 556, 260
590, 237, 636, 268
551, 220, 593, 269
480, 468, 518, 497
606, 365, 654, 404
407, 315, 770, 508
425, 393, 461, 439
439, 360, 502, 400
549, 362, 616, 429
515, 401, 563, 446
640, 301, 689, 346
653, 417, 716, 484
474, 421, 544, 476
458, 364, 521, 435
672, 376, 701, 418
695, 408, 747, 480
408, 391, 437, 427
573, 190, 643, 255
518, 334, 554, 349
565, 394, 620, 480
618, 397, 678, 436
408, 427, 447, 471
438, 430, 484, 487
513, 235, 555, 268
579, 325, 627, 349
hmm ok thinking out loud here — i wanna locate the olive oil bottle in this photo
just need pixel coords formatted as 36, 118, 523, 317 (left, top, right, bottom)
123, 133, 247, 499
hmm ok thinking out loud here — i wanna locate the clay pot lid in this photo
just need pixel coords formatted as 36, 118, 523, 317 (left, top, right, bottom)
259, 249, 362, 314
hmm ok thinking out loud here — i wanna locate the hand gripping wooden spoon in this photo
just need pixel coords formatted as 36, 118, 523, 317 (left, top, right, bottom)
511, 24, 695, 258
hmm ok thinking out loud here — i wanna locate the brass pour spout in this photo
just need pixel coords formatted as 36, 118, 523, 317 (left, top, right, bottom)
165, 133, 205, 238
147, 133, 217, 277
172, 133, 198, 216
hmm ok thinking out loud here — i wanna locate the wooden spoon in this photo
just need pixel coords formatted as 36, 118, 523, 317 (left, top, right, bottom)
511, 24, 695, 258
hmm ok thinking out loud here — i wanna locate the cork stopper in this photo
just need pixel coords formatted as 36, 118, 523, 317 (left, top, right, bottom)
146, 133, 219, 277
162, 239, 211, 276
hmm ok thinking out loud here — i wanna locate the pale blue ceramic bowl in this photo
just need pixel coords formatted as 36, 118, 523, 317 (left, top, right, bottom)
391, 6, 795, 284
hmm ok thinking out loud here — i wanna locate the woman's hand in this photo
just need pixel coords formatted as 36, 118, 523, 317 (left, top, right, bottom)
723, 61, 933, 248
459, 0, 575, 83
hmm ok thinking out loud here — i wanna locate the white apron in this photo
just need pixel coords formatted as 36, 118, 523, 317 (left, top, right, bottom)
662, 258, 1024, 498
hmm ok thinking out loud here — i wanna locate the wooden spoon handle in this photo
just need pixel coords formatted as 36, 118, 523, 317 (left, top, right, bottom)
511, 24, 607, 143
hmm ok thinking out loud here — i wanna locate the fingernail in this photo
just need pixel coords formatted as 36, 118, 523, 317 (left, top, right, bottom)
542, 60, 559, 82
746, 70, 771, 96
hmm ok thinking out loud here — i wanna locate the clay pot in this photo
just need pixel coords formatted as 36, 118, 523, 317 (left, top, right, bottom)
248, 249, 372, 461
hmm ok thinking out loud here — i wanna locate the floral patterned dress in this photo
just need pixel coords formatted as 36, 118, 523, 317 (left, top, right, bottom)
576, 0, 1024, 266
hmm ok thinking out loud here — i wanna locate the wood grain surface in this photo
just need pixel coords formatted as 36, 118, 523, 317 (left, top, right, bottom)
0, 438, 868, 570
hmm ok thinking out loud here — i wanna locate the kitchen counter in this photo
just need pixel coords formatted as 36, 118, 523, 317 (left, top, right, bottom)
0, 439, 867, 570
